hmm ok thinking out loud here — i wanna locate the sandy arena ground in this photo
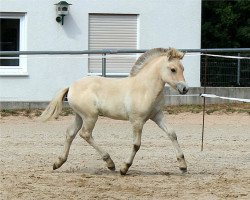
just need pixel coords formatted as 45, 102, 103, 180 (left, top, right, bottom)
0, 113, 249, 200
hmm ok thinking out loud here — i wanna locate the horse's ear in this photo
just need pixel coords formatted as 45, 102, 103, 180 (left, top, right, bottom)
168, 48, 185, 60
180, 52, 185, 59
175, 51, 185, 60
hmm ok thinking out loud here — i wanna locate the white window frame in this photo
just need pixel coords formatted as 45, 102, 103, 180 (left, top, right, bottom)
0, 13, 27, 76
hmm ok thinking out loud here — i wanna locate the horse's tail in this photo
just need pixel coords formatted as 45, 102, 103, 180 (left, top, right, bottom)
39, 87, 69, 122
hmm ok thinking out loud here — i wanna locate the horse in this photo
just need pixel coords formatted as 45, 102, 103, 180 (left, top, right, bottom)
40, 48, 189, 175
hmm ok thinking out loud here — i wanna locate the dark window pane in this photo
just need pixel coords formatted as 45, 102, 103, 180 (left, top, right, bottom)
0, 18, 20, 66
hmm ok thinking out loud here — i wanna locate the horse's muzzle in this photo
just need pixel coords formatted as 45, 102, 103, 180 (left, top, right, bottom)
177, 82, 189, 95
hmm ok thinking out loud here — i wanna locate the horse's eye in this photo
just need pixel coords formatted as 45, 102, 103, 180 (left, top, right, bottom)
171, 68, 176, 73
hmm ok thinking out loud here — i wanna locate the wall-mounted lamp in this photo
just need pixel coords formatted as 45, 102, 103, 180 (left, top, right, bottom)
55, 1, 72, 25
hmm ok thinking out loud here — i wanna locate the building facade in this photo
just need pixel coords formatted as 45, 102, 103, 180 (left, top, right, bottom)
0, 0, 201, 102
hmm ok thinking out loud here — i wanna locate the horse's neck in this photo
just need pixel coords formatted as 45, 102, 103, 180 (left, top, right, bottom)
133, 62, 165, 99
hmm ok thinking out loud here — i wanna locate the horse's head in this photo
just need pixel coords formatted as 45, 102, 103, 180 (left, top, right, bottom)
160, 48, 189, 95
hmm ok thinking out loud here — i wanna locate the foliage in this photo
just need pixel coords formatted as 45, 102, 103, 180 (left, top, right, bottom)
202, 0, 250, 48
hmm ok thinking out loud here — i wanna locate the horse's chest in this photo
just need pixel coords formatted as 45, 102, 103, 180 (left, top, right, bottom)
131, 94, 164, 117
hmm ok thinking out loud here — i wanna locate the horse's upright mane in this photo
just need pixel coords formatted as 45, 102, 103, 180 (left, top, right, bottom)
130, 48, 184, 77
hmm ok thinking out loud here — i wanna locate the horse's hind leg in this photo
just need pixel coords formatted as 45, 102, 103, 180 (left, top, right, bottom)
151, 111, 187, 172
120, 121, 143, 175
53, 114, 83, 170
79, 116, 115, 171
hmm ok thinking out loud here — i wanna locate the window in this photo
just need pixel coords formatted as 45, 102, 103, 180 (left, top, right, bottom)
0, 13, 27, 75
89, 14, 138, 75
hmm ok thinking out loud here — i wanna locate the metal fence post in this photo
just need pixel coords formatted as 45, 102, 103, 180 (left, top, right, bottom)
201, 53, 208, 151
237, 53, 241, 86
102, 53, 106, 77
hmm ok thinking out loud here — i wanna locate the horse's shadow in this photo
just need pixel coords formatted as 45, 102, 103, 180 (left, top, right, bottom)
52, 166, 205, 177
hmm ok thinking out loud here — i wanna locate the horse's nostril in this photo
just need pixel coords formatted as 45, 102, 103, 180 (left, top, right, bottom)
183, 87, 188, 93
177, 83, 189, 95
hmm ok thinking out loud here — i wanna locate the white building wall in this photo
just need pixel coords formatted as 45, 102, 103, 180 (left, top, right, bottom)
0, 0, 201, 101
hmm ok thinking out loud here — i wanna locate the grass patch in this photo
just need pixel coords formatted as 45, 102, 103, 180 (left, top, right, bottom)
1, 109, 19, 117
1, 103, 249, 118
0, 108, 74, 118
60, 108, 74, 116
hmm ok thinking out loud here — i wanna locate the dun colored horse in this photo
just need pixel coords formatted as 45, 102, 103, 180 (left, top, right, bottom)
40, 48, 189, 175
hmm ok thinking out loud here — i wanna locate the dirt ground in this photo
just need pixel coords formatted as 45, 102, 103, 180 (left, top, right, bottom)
0, 113, 249, 200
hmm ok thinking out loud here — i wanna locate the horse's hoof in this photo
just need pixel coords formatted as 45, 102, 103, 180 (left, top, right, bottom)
120, 169, 127, 176
53, 164, 57, 170
108, 165, 116, 171
120, 162, 131, 175
179, 167, 187, 173
53, 163, 60, 170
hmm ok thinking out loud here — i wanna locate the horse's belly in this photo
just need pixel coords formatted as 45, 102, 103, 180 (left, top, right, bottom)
96, 88, 131, 120
98, 103, 129, 120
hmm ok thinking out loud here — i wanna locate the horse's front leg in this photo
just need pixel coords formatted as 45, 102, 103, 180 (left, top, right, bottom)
120, 122, 143, 175
151, 111, 187, 172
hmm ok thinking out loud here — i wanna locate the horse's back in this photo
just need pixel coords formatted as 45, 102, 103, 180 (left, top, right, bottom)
67, 76, 131, 120
69, 76, 129, 97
